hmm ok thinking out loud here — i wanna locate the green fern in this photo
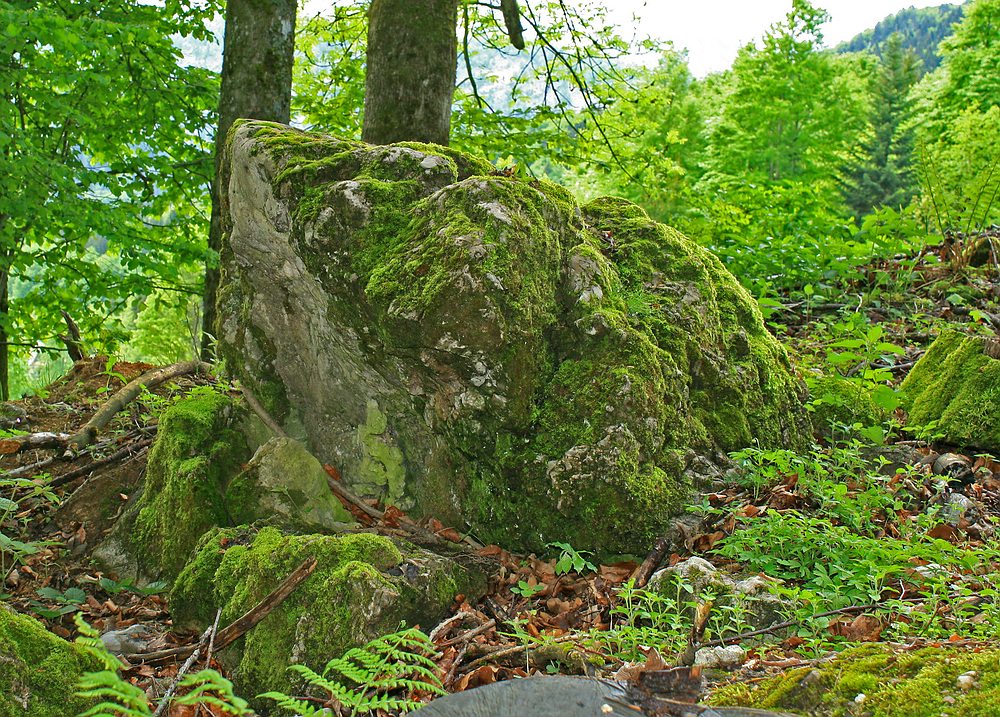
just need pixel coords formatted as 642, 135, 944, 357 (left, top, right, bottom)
73, 615, 250, 716
261, 626, 446, 715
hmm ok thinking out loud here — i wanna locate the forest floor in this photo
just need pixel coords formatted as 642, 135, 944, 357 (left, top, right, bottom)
1, 242, 998, 715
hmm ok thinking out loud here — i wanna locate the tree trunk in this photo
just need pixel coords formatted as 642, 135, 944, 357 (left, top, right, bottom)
0, 267, 8, 401
201, 0, 296, 360
362, 0, 459, 146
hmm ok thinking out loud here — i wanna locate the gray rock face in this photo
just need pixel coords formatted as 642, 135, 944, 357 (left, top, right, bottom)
227, 436, 356, 533
216, 121, 811, 555
649, 557, 790, 632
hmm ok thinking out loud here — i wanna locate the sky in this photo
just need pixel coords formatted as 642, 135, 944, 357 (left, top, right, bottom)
603, 0, 954, 76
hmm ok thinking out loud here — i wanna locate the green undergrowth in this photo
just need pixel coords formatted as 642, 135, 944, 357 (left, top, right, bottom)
704, 442, 1000, 649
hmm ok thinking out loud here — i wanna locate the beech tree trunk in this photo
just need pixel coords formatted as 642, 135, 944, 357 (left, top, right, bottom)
201, 0, 296, 360
362, 0, 460, 146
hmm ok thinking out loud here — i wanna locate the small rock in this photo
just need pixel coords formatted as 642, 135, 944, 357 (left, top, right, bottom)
933, 453, 973, 483
0, 402, 28, 429
100, 624, 156, 655
694, 645, 745, 668
854, 693, 866, 704
956, 671, 977, 691
941, 492, 976, 526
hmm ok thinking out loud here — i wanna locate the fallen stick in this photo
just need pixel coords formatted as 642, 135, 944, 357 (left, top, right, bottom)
49, 437, 154, 488
126, 556, 318, 663
241, 385, 288, 439
699, 603, 879, 649
438, 618, 496, 649
151, 620, 216, 717
630, 537, 669, 589
0, 432, 70, 455
64, 360, 211, 456
429, 611, 477, 643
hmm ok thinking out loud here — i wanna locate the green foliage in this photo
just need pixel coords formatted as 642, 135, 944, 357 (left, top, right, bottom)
911, 0, 1000, 236
0, 0, 218, 395
835, 2, 966, 72
73, 615, 250, 717
260, 626, 444, 716
711, 442, 1000, 647
0, 472, 58, 584
842, 33, 921, 218
547, 541, 597, 576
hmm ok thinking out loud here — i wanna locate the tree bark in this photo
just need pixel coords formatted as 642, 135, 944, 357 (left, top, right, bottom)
201, 0, 297, 360
362, 0, 460, 146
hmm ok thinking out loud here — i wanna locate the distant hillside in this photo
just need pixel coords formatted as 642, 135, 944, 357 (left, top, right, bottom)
836, 3, 966, 72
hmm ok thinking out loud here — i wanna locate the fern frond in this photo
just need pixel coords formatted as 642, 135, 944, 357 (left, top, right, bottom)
175, 670, 250, 715
76, 670, 152, 717
73, 614, 126, 672
266, 626, 444, 716
257, 692, 326, 717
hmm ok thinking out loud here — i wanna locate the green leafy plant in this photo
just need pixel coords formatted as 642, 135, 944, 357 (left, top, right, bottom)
0, 473, 59, 583
547, 541, 597, 576
511, 579, 546, 598
74, 615, 250, 716
30, 586, 87, 619
260, 626, 445, 716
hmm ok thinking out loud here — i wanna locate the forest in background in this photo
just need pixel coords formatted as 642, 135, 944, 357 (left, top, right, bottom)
0, 0, 997, 396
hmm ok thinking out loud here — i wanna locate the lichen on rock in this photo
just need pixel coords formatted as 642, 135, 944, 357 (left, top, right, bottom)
169, 525, 489, 706
901, 330, 1000, 452
216, 120, 811, 556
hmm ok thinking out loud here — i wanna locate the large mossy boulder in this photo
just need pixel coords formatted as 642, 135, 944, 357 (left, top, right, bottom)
709, 643, 1000, 716
901, 330, 1000, 452
0, 603, 98, 717
170, 526, 488, 704
216, 120, 811, 555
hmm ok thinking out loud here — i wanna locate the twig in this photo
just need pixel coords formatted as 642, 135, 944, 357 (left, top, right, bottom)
429, 610, 476, 643
699, 604, 878, 648
127, 557, 318, 663
240, 384, 288, 438
49, 438, 153, 488
439, 618, 497, 648
630, 537, 669, 589
59, 310, 85, 362
151, 621, 216, 717
205, 608, 222, 666
463, 633, 579, 670
64, 360, 211, 456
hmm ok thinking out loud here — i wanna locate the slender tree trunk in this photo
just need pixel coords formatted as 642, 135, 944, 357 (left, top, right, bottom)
0, 267, 8, 401
362, 0, 460, 146
201, 0, 297, 360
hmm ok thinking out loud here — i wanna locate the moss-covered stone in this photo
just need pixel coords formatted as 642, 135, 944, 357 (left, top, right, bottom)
226, 436, 356, 531
0, 603, 98, 717
129, 391, 250, 579
217, 121, 811, 556
901, 330, 1000, 451
169, 526, 488, 706
709, 643, 1000, 716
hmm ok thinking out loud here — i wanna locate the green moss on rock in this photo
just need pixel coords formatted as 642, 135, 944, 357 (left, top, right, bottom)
709, 644, 1000, 716
131, 391, 250, 579
901, 330, 1000, 451
170, 526, 487, 706
0, 604, 98, 717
